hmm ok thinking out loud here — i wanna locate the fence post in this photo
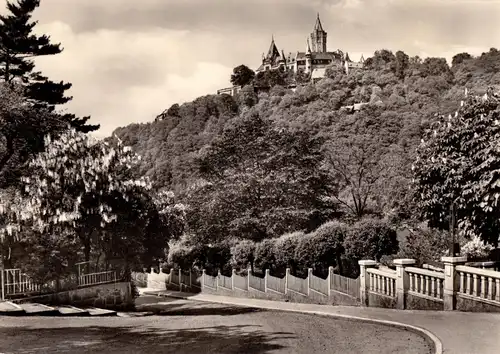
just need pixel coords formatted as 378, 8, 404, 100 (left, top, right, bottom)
189, 269, 192, 288
217, 269, 221, 290
265, 269, 269, 293
178, 268, 182, 292
441, 256, 467, 311
358, 260, 377, 306
202, 269, 206, 289
307, 268, 312, 296
285, 268, 289, 295
231, 269, 235, 290
168, 268, 172, 285
327, 266, 333, 296
393, 259, 416, 310
247, 266, 252, 290
1, 269, 4, 301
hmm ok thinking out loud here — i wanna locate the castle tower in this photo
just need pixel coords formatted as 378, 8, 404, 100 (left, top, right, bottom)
310, 13, 327, 53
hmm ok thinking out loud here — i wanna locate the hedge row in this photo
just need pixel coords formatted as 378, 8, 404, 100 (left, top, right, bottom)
166, 218, 398, 279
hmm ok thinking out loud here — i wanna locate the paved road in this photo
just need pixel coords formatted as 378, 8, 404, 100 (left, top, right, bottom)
0, 296, 432, 354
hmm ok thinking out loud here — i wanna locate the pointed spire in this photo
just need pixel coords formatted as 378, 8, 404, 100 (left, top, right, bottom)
266, 35, 280, 59
314, 13, 324, 32
359, 54, 365, 63
306, 38, 312, 54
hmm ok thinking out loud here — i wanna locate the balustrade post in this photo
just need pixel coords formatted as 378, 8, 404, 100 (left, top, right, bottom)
265, 269, 269, 293
358, 260, 377, 306
393, 259, 415, 310
201, 269, 206, 289
247, 266, 252, 290
327, 266, 333, 297
441, 256, 467, 311
285, 268, 290, 295
307, 268, 312, 296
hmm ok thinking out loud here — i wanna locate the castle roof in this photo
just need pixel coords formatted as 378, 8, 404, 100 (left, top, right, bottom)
296, 51, 342, 60
314, 13, 325, 32
266, 36, 280, 60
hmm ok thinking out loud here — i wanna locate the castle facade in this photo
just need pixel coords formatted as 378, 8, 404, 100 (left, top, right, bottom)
256, 14, 364, 78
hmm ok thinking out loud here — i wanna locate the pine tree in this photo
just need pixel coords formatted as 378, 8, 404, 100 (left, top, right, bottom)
0, 0, 99, 132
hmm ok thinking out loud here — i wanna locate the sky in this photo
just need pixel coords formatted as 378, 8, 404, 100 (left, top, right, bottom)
4, 0, 500, 138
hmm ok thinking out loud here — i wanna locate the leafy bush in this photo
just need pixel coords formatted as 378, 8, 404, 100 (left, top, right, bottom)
273, 231, 304, 275
397, 224, 449, 266
166, 235, 195, 269
295, 221, 346, 278
344, 218, 398, 262
461, 235, 494, 259
230, 239, 256, 271
254, 239, 277, 274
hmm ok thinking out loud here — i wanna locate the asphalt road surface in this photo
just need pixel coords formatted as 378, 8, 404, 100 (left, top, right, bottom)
0, 296, 432, 354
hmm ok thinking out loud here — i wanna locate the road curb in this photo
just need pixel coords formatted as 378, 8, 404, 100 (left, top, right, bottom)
151, 291, 443, 354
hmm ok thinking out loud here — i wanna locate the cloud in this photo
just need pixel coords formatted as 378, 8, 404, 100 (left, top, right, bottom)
33, 22, 232, 137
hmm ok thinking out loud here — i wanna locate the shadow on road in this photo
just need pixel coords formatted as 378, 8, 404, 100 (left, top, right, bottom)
137, 303, 264, 316
135, 295, 265, 316
0, 324, 295, 354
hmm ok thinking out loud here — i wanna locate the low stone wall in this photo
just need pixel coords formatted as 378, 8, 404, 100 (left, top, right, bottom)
14, 282, 134, 310
368, 292, 397, 309
406, 294, 444, 311
456, 295, 500, 313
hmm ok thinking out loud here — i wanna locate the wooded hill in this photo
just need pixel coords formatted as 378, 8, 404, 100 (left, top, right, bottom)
112, 48, 500, 240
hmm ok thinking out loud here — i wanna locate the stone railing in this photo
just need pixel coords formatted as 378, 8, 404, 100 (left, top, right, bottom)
137, 256, 500, 312
456, 265, 500, 303
406, 266, 445, 303
366, 267, 397, 297
360, 257, 500, 312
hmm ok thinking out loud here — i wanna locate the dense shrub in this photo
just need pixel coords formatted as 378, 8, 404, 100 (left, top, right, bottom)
230, 239, 257, 271
344, 218, 398, 262
273, 231, 304, 276
166, 235, 195, 269
254, 239, 277, 274
294, 221, 345, 278
396, 224, 450, 266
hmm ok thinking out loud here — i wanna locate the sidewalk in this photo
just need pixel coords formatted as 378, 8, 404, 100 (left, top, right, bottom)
142, 289, 500, 354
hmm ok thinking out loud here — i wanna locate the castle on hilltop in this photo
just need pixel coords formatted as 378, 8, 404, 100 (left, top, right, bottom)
256, 14, 365, 79
217, 14, 364, 96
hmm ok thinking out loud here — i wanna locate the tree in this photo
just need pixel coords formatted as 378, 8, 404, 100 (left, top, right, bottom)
0, 82, 68, 188
230, 64, 255, 87
0, 0, 98, 132
0, 129, 150, 259
412, 91, 500, 246
187, 113, 335, 243
323, 105, 407, 219
452, 52, 472, 67
394, 51, 409, 79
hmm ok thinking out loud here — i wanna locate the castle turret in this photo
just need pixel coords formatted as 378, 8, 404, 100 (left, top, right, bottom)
310, 13, 327, 53
305, 38, 312, 73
